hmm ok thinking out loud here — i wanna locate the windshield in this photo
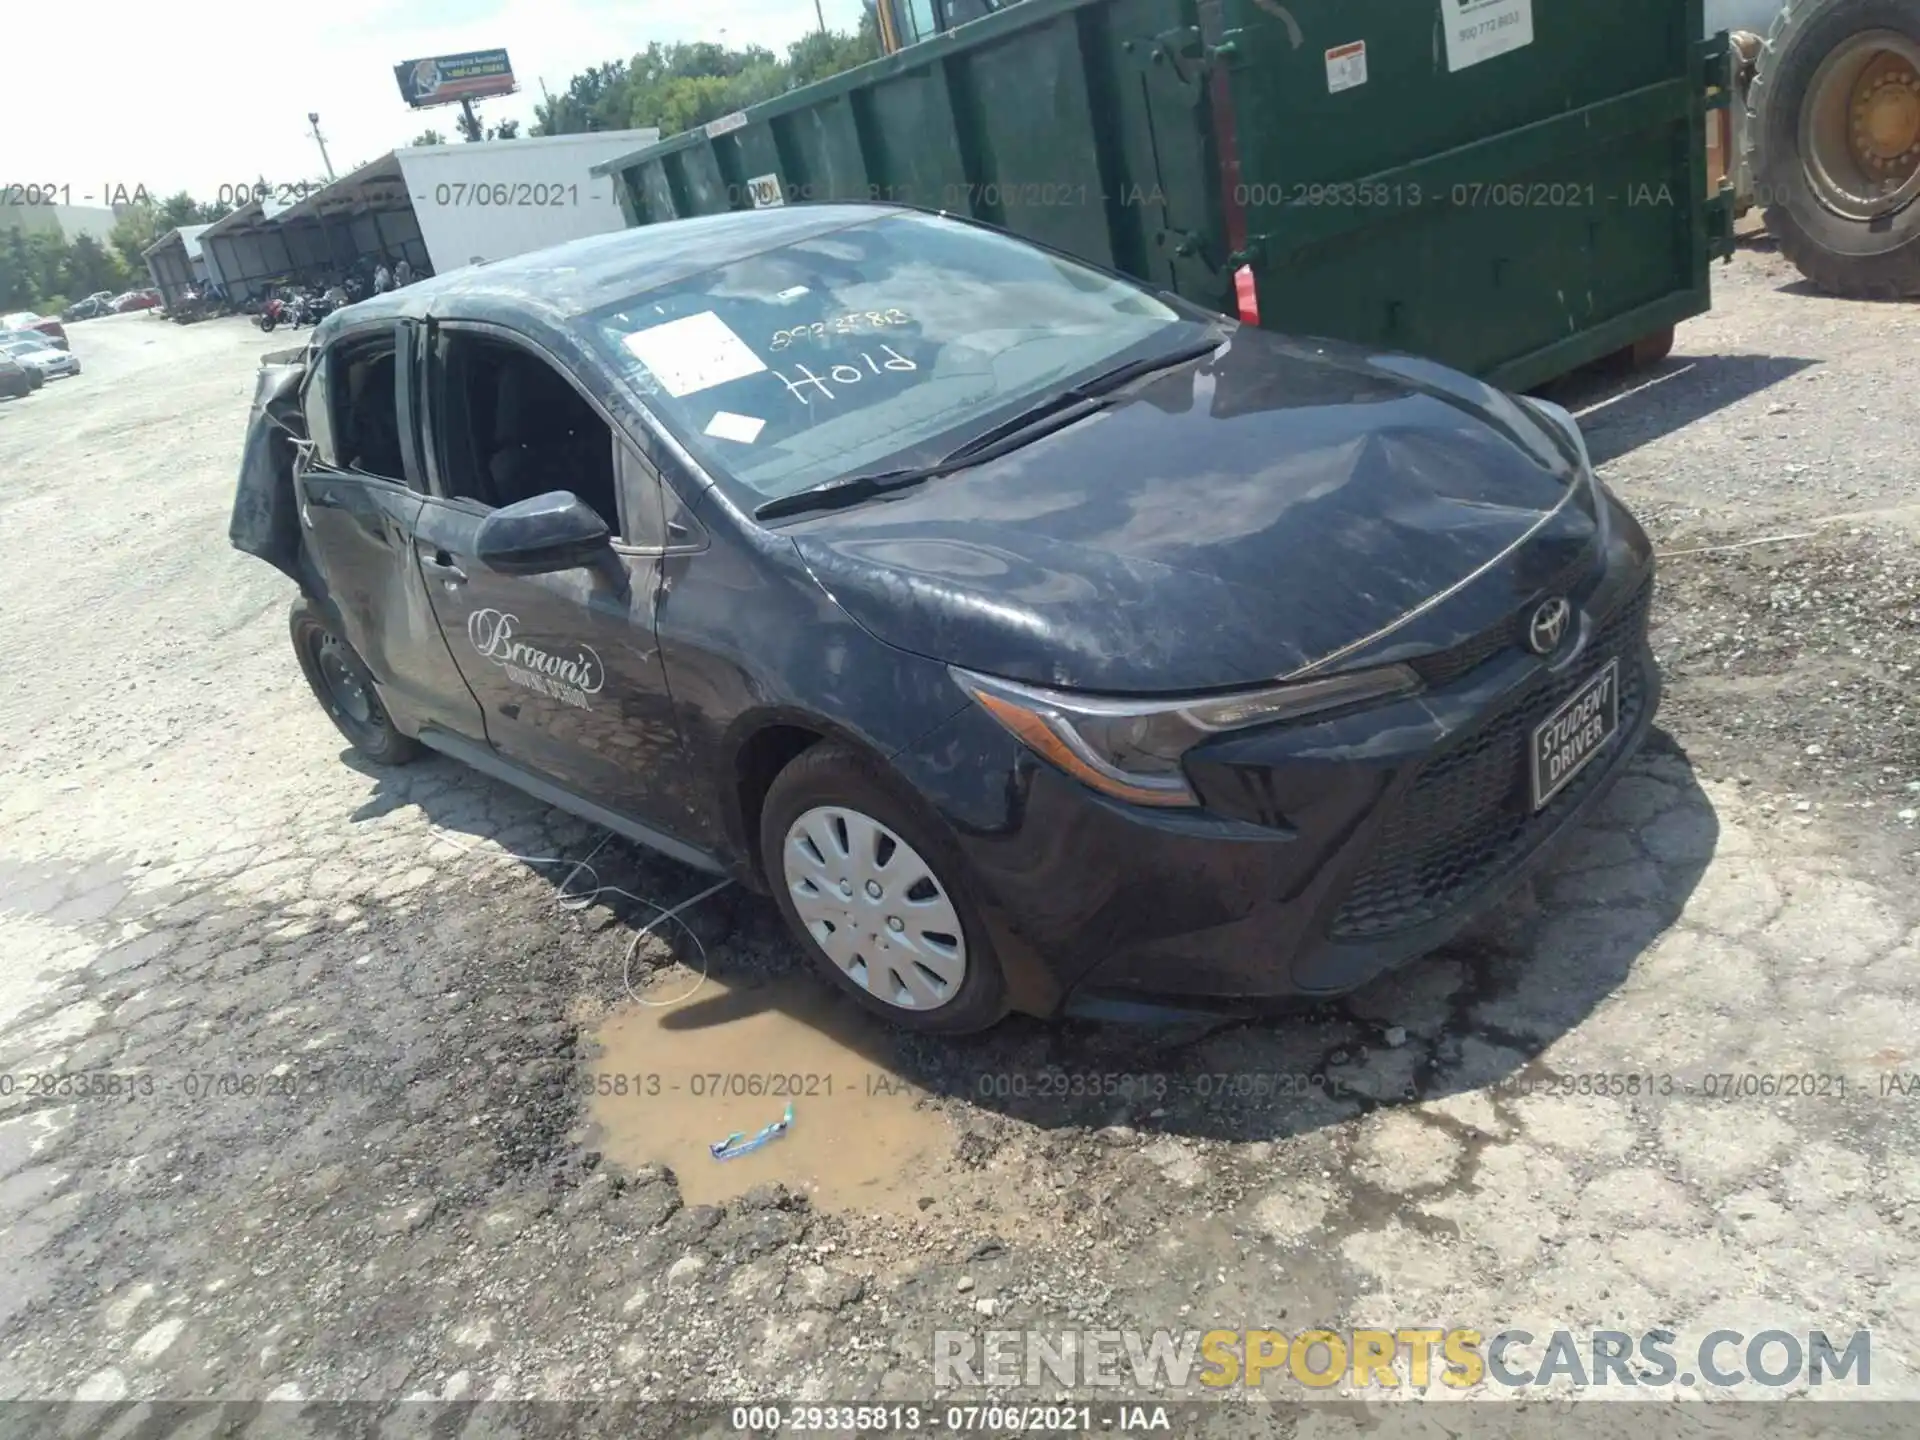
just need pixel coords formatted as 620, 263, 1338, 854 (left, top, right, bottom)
580, 212, 1209, 504
0, 336, 46, 354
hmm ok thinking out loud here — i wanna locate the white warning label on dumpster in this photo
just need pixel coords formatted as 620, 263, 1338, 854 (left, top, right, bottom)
1439, 0, 1534, 71
1325, 40, 1368, 93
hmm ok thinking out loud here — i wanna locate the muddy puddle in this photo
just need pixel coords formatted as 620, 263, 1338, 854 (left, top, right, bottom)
586, 969, 961, 1213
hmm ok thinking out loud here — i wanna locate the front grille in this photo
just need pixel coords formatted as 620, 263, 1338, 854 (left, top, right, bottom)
1328, 579, 1653, 941
1407, 547, 1598, 689
1408, 622, 1515, 689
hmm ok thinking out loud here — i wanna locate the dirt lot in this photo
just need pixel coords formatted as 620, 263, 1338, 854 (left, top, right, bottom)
0, 252, 1916, 1432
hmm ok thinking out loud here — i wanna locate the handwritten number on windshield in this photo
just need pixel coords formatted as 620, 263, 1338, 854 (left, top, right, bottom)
769, 309, 912, 351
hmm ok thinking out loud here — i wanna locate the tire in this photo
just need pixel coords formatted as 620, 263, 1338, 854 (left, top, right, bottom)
1627, 325, 1677, 368
760, 741, 1009, 1034
1748, 0, 1920, 297
288, 598, 421, 765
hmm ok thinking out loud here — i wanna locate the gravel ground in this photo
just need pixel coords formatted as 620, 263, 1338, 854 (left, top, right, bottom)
0, 256, 1917, 1435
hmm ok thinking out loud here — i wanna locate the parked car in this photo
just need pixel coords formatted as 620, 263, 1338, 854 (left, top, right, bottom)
0, 352, 39, 399
0, 332, 81, 380
230, 205, 1659, 1033
0, 312, 69, 350
110, 290, 161, 313
61, 293, 116, 321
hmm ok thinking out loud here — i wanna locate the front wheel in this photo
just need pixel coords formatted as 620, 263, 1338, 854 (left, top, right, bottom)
289, 599, 420, 765
760, 742, 1008, 1034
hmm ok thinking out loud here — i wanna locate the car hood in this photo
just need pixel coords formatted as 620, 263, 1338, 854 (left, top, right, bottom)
13, 349, 65, 367
783, 326, 1599, 693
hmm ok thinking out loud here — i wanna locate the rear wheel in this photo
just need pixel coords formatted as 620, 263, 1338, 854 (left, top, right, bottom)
760, 742, 1008, 1034
289, 598, 420, 765
1749, 0, 1920, 297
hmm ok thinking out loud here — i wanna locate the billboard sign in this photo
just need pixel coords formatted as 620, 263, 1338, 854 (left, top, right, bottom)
394, 50, 516, 109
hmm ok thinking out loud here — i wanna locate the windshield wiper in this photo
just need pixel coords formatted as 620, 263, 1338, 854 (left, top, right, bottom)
1066, 334, 1223, 400
753, 334, 1222, 522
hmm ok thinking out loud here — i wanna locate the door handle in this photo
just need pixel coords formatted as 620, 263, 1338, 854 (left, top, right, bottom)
422, 550, 467, 584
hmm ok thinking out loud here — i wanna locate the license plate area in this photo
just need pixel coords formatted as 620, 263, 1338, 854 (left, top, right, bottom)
1530, 658, 1620, 810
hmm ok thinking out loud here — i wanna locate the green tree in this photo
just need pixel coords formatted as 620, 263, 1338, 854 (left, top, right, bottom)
487, 118, 521, 140
786, 14, 883, 86
412, 128, 447, 145
0, 225, 115, 311
108, 205, 163, 273
529, 26, 881, 142
531, 61, 632, 135
60, 234, 130, 298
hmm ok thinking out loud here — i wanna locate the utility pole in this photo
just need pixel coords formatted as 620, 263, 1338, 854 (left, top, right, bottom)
814, 0, 828, 32
308, 112, 336, 180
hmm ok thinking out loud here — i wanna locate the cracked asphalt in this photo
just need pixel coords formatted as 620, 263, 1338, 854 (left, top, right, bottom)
0, 251, 1916, 1432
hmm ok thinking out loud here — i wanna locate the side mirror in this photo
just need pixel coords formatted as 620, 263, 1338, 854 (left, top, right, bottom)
473, 491, 613, 576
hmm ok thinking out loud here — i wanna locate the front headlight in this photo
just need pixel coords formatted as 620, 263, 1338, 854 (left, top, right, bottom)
951, 664, 1422, 808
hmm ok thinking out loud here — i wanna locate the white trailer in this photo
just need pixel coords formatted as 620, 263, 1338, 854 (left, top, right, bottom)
197, 129, 662, 303
392, 129, 660, 274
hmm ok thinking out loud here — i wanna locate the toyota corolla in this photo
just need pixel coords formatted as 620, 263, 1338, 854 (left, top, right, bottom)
230, 203, 1659, 1033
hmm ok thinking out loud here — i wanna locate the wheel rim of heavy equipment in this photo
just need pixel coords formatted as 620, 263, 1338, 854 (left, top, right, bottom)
315, 633, 375, 726
1799, 30, 1920, 220
782, 805, 967, 1011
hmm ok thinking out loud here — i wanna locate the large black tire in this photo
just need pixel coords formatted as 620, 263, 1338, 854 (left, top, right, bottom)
288, 598, 421, 765
760, 741, 1009, 1034
1748, 0, 1920, 297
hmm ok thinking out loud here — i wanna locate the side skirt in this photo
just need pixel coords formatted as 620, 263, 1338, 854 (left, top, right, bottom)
417, 725, 728, 877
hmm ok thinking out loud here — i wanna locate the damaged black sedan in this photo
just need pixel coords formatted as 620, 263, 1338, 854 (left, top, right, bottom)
231, 203, 1658, 1033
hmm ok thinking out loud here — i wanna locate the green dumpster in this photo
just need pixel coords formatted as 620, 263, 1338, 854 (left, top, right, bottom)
594, 0, 1736, 389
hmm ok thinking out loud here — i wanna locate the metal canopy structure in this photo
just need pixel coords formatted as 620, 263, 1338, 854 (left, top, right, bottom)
275, 151, 429, 271
195, 131, 662, 304
196, 155, 428, 304
140, 224, 212, 308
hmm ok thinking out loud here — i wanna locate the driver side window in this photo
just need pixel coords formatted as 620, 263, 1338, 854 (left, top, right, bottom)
433, 330, 625, 539
303, 334, 406, 482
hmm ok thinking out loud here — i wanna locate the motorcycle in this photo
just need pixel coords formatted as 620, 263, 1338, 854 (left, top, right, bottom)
257, 295, 291, 332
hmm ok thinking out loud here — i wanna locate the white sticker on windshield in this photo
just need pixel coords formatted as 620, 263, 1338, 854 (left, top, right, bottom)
704, 410, 766, 444
1439, 0, 1533, 71
621, 311, 767, 398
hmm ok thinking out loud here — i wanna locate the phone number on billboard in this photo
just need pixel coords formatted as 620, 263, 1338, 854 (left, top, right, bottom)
431, 182, 581, 207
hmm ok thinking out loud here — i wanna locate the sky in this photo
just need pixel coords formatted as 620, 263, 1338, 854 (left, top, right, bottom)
7, 0, 870, 204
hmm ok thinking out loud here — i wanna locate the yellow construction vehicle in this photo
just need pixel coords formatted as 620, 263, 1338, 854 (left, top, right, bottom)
873, 0, 1013, 54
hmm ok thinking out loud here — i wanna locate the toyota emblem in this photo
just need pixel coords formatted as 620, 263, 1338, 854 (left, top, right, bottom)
1527, 597, 1572, 655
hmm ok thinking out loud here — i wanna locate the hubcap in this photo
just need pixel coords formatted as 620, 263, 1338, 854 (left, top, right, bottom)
782, 805, 967, 1012
315, 634, 374, 725
1801, 32, 1920, 220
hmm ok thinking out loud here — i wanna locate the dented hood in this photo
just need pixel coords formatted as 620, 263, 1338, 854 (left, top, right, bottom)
784, 327, 1597, 693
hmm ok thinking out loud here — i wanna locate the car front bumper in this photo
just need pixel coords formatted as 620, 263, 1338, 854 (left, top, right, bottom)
893, 507, 1660, 1021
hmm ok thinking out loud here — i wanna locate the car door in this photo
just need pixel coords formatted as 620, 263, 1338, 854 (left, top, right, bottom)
294, 319, 487, 743
413, 319, 697, 840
